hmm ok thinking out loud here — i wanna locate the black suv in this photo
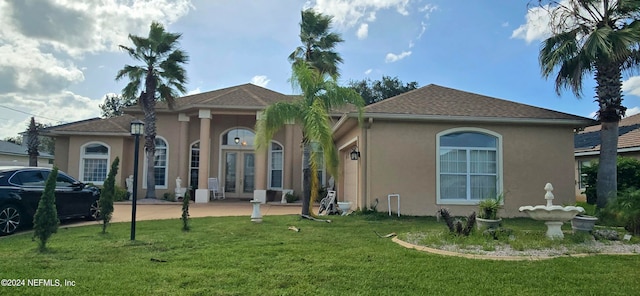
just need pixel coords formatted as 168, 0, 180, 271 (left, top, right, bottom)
0, 166, 101, 235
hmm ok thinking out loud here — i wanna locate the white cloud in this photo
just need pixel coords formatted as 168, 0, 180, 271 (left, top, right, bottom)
187, 87, 201, 96
251, 75, 270, 87
0, 0, 194, 139
419, 4, 437, 18
356, 23, 369, 39
309, 0, 412, 29
623, 76, 640, 97
364, 69, 372, 75
625, 106, 640, 117
385, 51, 411, 63
511, 5, 553, 43
502, 22, 509, 27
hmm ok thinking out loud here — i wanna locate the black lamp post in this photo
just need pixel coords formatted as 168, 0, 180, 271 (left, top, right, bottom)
130, 119, 144, 240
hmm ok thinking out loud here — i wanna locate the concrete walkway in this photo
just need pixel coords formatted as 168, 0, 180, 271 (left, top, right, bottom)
108, 200, 313, 223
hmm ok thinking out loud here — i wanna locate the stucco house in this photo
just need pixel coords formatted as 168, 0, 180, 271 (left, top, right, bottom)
0, 140, 54, 167
46, 83, 594, 217
574, 113, 640, 200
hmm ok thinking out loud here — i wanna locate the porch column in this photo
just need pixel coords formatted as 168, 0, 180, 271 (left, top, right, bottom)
253, 111, 267, 203
282, 122, 295, 200
178, 113, 190, 191
195, 109, 211, 203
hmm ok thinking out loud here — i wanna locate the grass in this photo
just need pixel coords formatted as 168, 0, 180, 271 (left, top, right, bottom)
1, 214, 639, 295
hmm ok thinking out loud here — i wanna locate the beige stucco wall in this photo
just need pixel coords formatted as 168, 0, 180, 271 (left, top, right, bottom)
62, 136, 128, 188
359, 120, 576, 217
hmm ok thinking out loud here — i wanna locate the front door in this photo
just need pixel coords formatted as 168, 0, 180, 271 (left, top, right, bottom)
223, 151, 255, 198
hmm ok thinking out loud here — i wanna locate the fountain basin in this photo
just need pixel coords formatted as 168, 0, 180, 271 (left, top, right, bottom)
337, 202, 352, 216
518, 205, 584, 222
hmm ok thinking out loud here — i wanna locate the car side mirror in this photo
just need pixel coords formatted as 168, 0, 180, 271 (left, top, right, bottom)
71, 182, 86, 190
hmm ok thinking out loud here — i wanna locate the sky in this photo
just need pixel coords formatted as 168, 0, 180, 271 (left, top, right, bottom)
2, 0, 640, 140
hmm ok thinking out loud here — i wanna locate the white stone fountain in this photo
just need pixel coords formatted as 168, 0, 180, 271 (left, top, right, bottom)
519, 183, 585, 239
337, 201, 352, 216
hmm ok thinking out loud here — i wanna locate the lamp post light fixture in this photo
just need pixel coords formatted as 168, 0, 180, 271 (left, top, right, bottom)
130, 119, 144, 241
350, 146, 360, 160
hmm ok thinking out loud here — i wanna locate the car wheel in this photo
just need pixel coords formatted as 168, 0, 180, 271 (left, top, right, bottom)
0, 204, 22, 236
88, 200, 101, 221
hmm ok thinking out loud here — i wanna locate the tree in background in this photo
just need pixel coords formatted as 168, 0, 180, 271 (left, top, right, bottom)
348, 76, 419, 105
99, 94, 137, 118
288, 9, 344, 78
100, 157, 119, 233
537, 0, 640, 208
33, 167, 60, 251
116, 22, 189, 198
27, 117, 39, 167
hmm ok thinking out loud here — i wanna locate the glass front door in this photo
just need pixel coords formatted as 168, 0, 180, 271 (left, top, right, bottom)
223, 151, 255, 198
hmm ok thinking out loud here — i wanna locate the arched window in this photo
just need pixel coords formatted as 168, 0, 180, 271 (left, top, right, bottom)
269, 142, 283, 189
80, 142, 110, 184
143, 137, 168, 189
222, 128, 255, 147
437, 129, 502, 204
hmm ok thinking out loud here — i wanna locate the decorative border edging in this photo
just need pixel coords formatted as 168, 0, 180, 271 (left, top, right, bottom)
392, 237, 638, 261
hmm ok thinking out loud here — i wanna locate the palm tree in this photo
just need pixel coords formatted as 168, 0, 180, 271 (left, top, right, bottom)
116, 22, 188, 198
538, 0, 640, 208
288, 9, 344, 78
255, 63, 364, 216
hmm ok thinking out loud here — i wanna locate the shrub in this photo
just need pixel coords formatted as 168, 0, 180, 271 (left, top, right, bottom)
438, 208, 476, 236
285, 192, 299, 203
601, 189, 640, 235
163, 192, 176, 202
583, 157, 640, 205
114, 185, 128, 201
33, 167, 60, 251
100, 157, 119, 233
181, 191, 190, 231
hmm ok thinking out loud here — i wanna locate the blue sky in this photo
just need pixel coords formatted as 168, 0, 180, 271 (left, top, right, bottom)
2, 0, 640, 140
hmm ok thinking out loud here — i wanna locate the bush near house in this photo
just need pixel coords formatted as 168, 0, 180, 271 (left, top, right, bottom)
32, 167, 60, 251
100, 157, 119, 233
583, 157, 640, 205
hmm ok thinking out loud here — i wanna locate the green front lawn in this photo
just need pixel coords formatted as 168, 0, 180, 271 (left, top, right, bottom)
1, 215, 639, 295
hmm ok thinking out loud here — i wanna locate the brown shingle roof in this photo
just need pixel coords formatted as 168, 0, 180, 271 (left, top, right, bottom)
150, 83, 293, 111
45, 115, 135, 135
363, 84, 591, 121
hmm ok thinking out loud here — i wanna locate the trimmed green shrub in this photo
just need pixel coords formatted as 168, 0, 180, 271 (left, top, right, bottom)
583, 157, 640, 205
601, 189, 640, 235
182, 191, 190, 231
100, 157, 119, 233
114, 185, 127, 201
33, 167, 60, 251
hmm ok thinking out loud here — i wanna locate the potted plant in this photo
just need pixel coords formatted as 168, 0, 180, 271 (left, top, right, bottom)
476, 194, 503, 229
571, 202, 598, 233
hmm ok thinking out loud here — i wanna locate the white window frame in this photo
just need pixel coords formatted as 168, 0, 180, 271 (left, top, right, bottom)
79, 141, 110, 185
143, 136, 169, 189
436, 128, 503, 205
268, 141, 284, 190
189, 141, 200, 190
301, 144, 326, 189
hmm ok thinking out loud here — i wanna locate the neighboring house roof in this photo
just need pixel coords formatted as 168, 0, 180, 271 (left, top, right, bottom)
575, 113, 640, 155
337, 84, 595, 127
0, 140, 53, 159
45, 115, 135, 136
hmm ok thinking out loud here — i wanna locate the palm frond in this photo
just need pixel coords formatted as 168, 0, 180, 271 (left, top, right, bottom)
255, 102, 303, 151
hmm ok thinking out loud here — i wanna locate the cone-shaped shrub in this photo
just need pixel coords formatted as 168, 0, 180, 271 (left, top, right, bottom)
100, 157, 119, 233
33, 167, 60, 251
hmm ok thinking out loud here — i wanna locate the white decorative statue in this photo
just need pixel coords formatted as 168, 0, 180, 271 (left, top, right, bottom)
175, 176, 186, 198
125, 175, 133, 200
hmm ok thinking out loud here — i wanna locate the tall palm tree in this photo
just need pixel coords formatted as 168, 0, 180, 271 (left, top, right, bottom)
288, 9, 344, 78
538, 0, 640, 208
255, 63, 364, 216
116, 22, 188, 198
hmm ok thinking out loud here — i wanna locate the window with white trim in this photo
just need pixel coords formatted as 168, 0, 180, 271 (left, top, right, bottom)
438, 130, 500, 203
80, 142, 110, 184
302, 144, 326, 187
269, 142, 283, 189
143, 137, 168, 189
189, 142, 200, 189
